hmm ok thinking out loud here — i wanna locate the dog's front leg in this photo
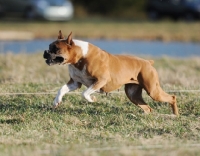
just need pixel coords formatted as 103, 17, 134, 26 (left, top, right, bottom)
53, 79, 81, 107
82, 79, 107, 102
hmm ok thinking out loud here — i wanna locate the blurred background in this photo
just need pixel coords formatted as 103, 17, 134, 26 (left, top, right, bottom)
0, 0, 199, 57
1, 0, 200, 21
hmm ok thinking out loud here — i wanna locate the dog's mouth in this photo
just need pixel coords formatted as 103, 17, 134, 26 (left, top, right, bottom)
45, 56, 64, 66
43, 50, 64, 66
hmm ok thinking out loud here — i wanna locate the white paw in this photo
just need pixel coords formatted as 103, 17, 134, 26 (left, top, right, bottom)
82, 92, 97, 102
85, 96, 94, 102
91, 96, 97, 102
53, 98, 61, 108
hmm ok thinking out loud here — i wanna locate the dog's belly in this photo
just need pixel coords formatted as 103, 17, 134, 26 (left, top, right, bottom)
68, 65, 95, 87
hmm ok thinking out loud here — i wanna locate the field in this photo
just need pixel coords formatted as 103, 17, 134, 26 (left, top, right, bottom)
0, 53, 200, 156
0, 20, 200, 42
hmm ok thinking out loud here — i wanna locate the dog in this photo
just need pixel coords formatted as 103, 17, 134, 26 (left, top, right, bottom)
43, 30, 179, 116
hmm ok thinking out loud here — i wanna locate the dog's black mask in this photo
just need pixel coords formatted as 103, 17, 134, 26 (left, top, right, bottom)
43, 50, 64, 66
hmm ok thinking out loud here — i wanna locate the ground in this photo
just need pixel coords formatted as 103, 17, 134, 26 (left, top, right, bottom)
0, 53, 200, 155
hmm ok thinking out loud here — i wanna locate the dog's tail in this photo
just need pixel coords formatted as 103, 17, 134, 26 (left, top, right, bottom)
149, 60, 154, 65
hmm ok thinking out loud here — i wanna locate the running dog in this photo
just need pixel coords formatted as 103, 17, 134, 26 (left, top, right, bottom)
43, 30, 179, 116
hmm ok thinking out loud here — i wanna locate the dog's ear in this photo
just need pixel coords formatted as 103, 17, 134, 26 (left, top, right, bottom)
66, 32, 74, 46
58, 30, 64, 39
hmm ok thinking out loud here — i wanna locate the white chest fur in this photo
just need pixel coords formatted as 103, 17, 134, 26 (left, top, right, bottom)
68, 64, 95, 87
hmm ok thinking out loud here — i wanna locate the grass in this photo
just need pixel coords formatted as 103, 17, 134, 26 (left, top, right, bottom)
0, 19, 200, 42
0, 53, 200, 156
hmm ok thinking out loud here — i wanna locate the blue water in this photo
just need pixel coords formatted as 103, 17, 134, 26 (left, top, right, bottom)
0, 39, 200, 57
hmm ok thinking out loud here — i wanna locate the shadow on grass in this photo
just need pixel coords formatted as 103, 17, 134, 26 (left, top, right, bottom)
0, 118, 23, 124
51, 102, 141, 116
0, 98, 139, 117
0, 102, 53, 112
1, 95, 199, 118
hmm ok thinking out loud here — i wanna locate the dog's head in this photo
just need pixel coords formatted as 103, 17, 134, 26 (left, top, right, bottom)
43, 30, 80, 66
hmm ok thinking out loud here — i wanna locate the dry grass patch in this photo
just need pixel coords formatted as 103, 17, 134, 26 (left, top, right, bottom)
0, 20, 199, 42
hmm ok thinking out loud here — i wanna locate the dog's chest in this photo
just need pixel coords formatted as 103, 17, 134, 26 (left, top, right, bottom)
68, 64, 95, 87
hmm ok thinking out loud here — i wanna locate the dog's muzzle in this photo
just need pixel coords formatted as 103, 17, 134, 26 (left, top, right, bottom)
43, 50, 64, 66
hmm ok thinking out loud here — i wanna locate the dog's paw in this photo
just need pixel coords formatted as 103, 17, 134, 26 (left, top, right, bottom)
91, 96, 97, 102
83, 95, 97, 102
53, 98, 61, 109
53, 103, 60, 109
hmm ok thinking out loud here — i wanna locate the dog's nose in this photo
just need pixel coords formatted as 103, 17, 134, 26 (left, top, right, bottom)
43, 50, 50, 59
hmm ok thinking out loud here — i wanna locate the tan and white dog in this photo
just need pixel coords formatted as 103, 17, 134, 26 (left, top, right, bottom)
43, 30, 179, 116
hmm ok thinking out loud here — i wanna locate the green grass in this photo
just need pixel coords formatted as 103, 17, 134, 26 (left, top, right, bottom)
0, 20, 200, 42
0, 53, 200, 155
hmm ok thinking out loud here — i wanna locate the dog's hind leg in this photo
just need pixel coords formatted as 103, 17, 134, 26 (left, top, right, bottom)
125, 84, 153, 114
140, 66, 179, 116
146, 84, 179, 116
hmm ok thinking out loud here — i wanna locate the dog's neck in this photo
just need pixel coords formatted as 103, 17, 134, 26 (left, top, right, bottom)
70, 39, 101, 67
64, 39, 89, 67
